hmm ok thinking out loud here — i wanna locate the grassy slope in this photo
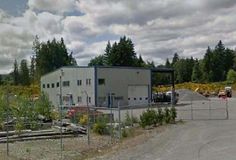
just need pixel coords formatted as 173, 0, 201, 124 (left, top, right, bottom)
0, 85, 40, 97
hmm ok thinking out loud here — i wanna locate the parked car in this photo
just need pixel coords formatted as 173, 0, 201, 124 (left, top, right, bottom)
153, 91, 179, 104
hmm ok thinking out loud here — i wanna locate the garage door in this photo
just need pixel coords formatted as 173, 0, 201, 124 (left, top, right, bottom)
128, 85, 149, 106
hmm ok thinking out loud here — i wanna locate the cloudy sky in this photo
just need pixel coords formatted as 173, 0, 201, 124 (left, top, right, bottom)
0, 0, 236, 73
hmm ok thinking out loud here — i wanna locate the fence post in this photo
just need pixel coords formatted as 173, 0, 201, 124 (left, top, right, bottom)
226, 99, 229, 120
208, 100, 211, 120
118, 102, 121, 141
109, 93, 112, 144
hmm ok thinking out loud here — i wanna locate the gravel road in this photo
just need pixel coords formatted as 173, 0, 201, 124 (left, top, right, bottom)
90, 97, 236, 160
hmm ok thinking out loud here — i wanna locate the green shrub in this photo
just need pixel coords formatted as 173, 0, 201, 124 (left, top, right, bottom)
124, 111, 139, 126
93, 115, 109, 135
139, 109, 157, 128
170, 107, 177, 123
164, 107, 171, 124
122, 127, 135, 138
157, 108, 164, 125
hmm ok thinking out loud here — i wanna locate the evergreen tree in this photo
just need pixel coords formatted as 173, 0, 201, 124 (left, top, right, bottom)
165, 58, 171, 68
191, 61, 202, 82
13, 60, 19, 85
19, 59, 30, 86
104, 41, 112, 65
171, 53, 179, 66
137, 55, 146, 67
33, 37, 77, 78
88, 55, 105, 66
30, 56, 36, 84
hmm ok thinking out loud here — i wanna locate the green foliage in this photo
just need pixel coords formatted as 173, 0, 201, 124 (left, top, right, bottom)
122, 127, 135, 138
33, 36, 77, 80
191, 61, 202, 83
124, 111, 139, 126
19, 59, 30, 86
88, 55, 106, 66
157, 108, 164, 125
170, 107, 177, 123
93, 115, 109, 135
34, 92, 52, 119
164, 107, 171, 124
89, 36, 151, 67
226, 69, 236, 83
139, 109, 157, 128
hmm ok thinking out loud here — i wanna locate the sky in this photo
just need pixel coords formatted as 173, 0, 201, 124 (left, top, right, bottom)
0, 0, 236, 74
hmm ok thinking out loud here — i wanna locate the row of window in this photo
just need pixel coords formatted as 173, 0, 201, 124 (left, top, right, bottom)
128, 97, 149, 100
42, 78, 105, 89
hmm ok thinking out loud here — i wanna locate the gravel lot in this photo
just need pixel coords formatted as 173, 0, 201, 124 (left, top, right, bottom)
90, 97, 236, 160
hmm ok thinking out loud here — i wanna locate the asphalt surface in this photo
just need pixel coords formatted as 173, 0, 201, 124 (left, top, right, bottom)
91, 97, 236, 160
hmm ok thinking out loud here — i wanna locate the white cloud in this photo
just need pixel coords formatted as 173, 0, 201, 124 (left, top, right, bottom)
1, 0, 236, 73
28, 0, 79, 13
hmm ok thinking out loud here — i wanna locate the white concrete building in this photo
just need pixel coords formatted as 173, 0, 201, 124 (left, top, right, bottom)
40, 66, 152, 108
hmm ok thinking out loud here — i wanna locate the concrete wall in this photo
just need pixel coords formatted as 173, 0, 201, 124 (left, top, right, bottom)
96, 67, 151, 107
41, 67, 95, 107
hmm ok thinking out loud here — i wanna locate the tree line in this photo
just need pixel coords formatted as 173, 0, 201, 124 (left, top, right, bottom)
2, 35, 236, 86
89, 38, 236, 85
8, 36, 77, 86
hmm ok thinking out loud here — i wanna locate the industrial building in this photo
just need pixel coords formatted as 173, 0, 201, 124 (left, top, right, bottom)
40, 66, 174, 108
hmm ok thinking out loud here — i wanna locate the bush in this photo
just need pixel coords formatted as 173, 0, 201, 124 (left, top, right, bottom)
124, 111, 139, 126
139, 109, 157, 128
79, 114, 88, 126
93, 115, 109, 135
170, 107, 177, 123
164, 107, 171, 124
122, 127, 135, 138
157, 108, 164, 125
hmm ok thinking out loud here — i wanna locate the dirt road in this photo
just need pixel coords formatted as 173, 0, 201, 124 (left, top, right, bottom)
90, 98, 236, 160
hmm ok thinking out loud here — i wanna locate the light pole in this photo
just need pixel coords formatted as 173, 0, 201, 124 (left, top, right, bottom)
81, 90, 90, 145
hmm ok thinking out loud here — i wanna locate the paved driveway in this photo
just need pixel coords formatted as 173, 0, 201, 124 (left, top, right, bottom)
91, 98, 236, 160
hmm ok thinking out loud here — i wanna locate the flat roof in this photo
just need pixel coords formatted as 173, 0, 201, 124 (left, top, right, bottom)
41, 65, 174, 78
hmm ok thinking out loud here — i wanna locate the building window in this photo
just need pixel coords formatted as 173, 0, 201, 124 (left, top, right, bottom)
134, 98, 136, 100
128, 98, 130, 100
42, 84, 45, 88
47, 84, 50, 88
145, 97, 148, 100
63, 81, 70, 87
78, 96, 82, 103
56, 82, 59, 87
88, 97, 91, 103
51, 83, 55, 88
98, 79, 105, 85
86, 79, 91, 85
77, 80, 82, 86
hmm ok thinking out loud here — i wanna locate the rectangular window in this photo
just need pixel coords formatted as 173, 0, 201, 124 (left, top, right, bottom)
42, 84, 45, 88
63, 81, 70, 87
56, 82, 59, 87
98, 79, 105, 85
51, 83, 54, 88
88, 97, 91, 103
86, 79, 91, 85
78, 96, 82, 103
77, 80, 82, 86
47, 84, 50, 88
